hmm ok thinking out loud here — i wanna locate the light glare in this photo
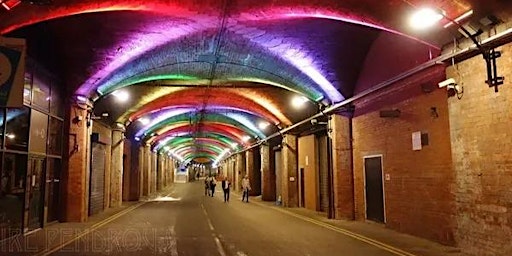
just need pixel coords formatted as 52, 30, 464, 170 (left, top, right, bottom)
410, 8, 444, 29
292, 95, 309, 108
112, 90, 130, 102
258, 121, 270, 130
138, 117, 150, 125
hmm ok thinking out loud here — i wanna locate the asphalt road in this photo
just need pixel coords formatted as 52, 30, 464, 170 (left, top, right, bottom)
49, 181, 398, 256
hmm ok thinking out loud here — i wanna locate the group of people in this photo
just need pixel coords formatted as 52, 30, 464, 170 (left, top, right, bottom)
204, 175, 251, 203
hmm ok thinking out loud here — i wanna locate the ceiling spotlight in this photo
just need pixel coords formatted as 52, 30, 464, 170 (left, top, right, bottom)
112, 90, 130, 102
231, 142, 238, 149
258, 121, 270, 130
410, 8, 444, 29
138, 117, 150, 125
291, 95, 309, 108
242, 135, 251, 142
76, 95, 88, 102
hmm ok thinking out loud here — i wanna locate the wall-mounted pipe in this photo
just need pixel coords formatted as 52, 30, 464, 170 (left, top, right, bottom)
227, 27, 512, 159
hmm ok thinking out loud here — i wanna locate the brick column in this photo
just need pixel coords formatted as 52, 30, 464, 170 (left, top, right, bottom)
261, 144, 275, 201
157, 154, 164, 191
245, 149, 257, 195
128, 142, 141, 201
150, 152, 157, 193
282, 134, 298, 207
62, 99, 92, 222
330, 114, 354, 220
169, 159, 175, 184
140, 145, 150, 196
122, 139, 131, 202
235, 153, 245, 192
110, 125, 124, 208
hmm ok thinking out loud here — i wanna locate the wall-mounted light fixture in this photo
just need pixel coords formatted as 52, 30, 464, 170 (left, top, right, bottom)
1, 0, 21, 10
411, 7, 504, 92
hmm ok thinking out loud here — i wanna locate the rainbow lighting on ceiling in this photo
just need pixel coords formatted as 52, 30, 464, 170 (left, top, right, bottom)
2, 1, 440, 164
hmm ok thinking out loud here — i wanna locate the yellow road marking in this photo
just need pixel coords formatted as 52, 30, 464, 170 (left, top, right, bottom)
33, 190, 181, 256
250, 200, 418, 256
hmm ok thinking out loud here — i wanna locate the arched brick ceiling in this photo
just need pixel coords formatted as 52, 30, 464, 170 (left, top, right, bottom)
2, 0, 497, 163
125, 88, 290, 125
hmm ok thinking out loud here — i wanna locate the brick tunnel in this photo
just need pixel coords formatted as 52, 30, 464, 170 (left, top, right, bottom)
0, 1, 511, 255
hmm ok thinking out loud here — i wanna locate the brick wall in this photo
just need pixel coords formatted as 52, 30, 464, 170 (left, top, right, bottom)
282, 135, 298, 207
330, 114, 354, 220
447, 42, 512, 256
352, 66, 455, 245
262, 145, 277, 201
61, 104, 90, 222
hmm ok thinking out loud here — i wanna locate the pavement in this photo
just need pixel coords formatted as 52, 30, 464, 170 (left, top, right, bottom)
0, 181, 462, 256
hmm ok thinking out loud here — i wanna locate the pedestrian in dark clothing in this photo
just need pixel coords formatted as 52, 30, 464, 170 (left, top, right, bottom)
210, 176, 217, 197
222, 177, 231, 202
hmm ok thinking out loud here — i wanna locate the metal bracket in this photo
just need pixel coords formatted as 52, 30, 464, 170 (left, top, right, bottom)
484, 48, 504, 92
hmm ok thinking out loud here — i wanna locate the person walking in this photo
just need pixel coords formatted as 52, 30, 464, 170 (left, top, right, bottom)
204, 176, 211, 196
241, 175, 251, 203
210, 176, 217, 197
222, 177, 231, 202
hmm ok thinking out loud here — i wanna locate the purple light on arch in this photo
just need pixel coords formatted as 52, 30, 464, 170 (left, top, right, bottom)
77, 18, 218, 96
237, 7, 440, 50
230, 25, 344, 103
134, 107, 195, 138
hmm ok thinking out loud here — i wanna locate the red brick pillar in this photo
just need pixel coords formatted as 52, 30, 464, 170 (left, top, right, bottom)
140, 145, 150, 196
245, 149, 261, 196
122, 138, 131, 202
110, 125, 124, 208
157, 154, 164, 191
62, 99, 92, 222
261, 144, 275, 201
282, 135, 298, 207
330, 114, 354, 220
127, 140, 141, 201
235, 153, 245, 192
170, 158, 175, 183
150, 152, 157, 193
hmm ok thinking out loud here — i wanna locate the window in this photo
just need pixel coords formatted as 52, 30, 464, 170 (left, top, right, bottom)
23, 72, 32, 105
32, 76, 50, 111
0, 109, 4, 148
48, 117, 63, 156
0, 153, 27, 239
50, 82, 63, 118
29, 110, 48, 154
5, 107, 30, 151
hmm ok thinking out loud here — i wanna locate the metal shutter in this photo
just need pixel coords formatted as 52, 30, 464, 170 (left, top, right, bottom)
89, 142, 105, 216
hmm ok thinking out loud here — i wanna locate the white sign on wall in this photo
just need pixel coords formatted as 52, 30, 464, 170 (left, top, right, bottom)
412, 131, 422, 151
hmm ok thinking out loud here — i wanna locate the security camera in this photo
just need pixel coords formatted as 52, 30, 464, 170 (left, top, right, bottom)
439, 78, 463, 96
438, 78, 456, 88
310, 119, 328, 125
